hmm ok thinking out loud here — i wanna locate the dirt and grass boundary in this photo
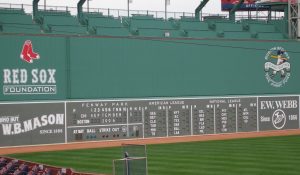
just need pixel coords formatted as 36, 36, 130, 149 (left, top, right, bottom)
1, 129, 300, 155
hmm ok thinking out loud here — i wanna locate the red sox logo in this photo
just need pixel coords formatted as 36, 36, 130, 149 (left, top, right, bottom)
20, 40, 40, 63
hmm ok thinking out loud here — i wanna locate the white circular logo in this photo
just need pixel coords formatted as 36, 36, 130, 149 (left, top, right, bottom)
272, 109, 286, 130
122, 126, 127, 133
264, 47, 291, 87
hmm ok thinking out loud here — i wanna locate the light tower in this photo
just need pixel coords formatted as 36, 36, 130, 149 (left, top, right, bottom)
288, 0, 299, 39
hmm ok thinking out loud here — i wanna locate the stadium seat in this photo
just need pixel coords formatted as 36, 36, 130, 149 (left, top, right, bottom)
185, 30, 217, 38
1, 23, 41, 34
130, 16, 171, 29
43, 15, 79, 26
88, 16, 122, 27
249, 24, 277, 32
0, 157, 78, 175
0, 8, 42, 34
0, 167, 8, 174
28, 171, 36, 175
0, 13, 33, 24
257, 32, 286, 40
42, 168, 52, 175
126, 14, 177, 37
216, 22, 244, 32
0, 8, 25, 14
179, 21, 209, 31
134, 28, 177, 37
47, 25, 87, 35
38, 10, 72, 17
36, 13, 87, 35
0, 157, 7, 168
85, 16, 129, 36
95, 26, 129, 36
223, 31, 251, 39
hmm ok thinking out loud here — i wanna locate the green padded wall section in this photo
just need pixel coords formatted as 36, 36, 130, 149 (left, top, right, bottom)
0, 34, 299, 101
68, 37, 300, 99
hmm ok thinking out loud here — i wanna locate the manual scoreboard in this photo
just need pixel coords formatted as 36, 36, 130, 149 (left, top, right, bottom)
0, 96, 299, 147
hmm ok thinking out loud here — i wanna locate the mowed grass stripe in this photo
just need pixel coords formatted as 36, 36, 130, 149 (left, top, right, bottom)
7, 135, 300, 175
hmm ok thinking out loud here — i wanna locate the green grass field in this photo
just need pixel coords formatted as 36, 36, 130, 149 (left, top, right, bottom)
7, 135, 300, 175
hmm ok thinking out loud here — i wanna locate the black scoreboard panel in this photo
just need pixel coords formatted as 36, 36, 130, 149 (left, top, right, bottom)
213, 98, 258, 133
191, 99, 215, 135
66, 101, 146, 142
66, 101, 129, 126
65, 96, 299, 142
167, 103, 191, 137
237, 98, 257, 132
215, 100, 237, 134
144, 108, 167, 137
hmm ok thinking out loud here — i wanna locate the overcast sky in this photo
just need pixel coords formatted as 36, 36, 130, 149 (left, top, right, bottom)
4, 0, 224, 14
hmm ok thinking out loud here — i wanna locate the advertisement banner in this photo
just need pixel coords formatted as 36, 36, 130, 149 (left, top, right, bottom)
257, 0, 297, 3
221, 0, 267, 11
0, 102, 65, 147
258, 96, 299, 131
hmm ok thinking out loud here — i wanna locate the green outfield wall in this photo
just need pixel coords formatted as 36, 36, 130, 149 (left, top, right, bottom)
1, 35, 300, 101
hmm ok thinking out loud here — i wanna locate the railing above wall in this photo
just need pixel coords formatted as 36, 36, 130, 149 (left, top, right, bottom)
0, 3, 285, 21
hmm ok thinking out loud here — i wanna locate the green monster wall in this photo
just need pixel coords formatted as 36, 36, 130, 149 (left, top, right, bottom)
1, 34, 300, 101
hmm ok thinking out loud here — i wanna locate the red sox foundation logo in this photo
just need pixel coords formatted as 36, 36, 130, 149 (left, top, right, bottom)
264, 47, 291, 87
20, 40, 40, 63
2, 40, 57, 95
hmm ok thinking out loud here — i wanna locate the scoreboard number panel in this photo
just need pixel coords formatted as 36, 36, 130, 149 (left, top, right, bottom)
63, 96, 299, 142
